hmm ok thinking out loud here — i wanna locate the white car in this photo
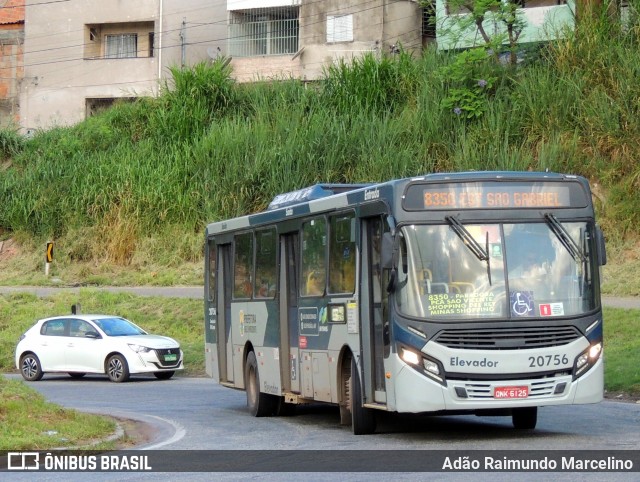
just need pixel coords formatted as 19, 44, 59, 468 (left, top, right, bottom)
15, 314, 183, 383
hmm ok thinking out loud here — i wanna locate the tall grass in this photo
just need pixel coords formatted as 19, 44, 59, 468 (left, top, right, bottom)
1, 8, 639, 266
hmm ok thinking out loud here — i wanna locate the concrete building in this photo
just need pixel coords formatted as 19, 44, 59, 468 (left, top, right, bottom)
227, 0, 426, 82
20, 0, 226, 131
0, 0, 24, 127
15, 0, 589, 130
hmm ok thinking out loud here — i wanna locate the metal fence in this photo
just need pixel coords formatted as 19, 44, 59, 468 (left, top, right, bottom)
229, 7, 299, 57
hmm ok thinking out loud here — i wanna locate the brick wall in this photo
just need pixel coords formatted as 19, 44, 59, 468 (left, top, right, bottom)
0, 0, 25, 25
0, 0, 24, 126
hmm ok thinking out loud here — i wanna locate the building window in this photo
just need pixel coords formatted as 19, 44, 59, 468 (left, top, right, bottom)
327, 14, 353, 43
229, 7, 299, 57
85, 22, 154, 59
86, 97, 136, 118
105, 34, 138, 58
422, 2, 436, 42
148, 32, 155, 58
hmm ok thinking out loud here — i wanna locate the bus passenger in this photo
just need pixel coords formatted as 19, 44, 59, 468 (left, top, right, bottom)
306, 270, 325, 296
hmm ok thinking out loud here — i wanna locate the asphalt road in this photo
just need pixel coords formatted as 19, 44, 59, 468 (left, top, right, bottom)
2, 373, 639, 480
3, 374, 638, 452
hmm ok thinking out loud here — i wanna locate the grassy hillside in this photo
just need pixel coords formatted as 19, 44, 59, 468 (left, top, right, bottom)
1, 12, 639, 281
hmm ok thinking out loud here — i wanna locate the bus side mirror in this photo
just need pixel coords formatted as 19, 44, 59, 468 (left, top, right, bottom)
381, 232, 394, 269
596, 226, 606, 266
381, 232, 397, 293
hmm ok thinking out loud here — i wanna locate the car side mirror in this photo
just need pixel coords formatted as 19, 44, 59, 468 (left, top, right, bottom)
85, 331, 101, 339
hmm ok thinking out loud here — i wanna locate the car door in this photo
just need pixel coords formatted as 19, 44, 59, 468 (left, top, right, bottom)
64, 319, 104, 373
36, 319, 68, 371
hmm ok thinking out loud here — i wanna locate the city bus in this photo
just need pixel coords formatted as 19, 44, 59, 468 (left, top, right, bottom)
204, 171, 606, 434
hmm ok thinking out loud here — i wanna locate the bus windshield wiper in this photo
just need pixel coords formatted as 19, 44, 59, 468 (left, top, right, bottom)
544, 213, 586, 263
445, 216, 488, 261
445, 216, 491, 285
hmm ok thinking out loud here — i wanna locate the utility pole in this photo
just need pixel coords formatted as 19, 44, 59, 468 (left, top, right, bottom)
180, 17, 186, 67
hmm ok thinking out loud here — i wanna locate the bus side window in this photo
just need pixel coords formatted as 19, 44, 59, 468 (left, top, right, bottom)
233, 232, 254, 299
301, 217, 327, 296
255, 228, 277, 299
329, 214, 356, 294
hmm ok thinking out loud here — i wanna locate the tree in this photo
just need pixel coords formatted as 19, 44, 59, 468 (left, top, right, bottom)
423, 0, 527, 65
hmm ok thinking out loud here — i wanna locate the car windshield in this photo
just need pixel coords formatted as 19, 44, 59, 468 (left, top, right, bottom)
395, 222, 597, 320
93, 317, 146, 336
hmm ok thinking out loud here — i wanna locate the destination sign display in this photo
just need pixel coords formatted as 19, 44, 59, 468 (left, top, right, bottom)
404, 181, 587, 210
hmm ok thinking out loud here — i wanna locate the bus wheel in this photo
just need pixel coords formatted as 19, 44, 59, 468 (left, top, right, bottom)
244, 351, 276, 417
512, 407, 537, 429
274, 396, 296, 416
348, 356, 376, 435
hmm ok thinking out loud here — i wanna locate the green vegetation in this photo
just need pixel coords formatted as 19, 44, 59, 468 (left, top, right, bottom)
1, 12, 639, 280
0, 376, 116, 450
603, 307, 640, 395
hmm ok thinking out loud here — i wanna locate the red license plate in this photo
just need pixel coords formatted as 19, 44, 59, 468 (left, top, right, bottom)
494, 386, 529, 399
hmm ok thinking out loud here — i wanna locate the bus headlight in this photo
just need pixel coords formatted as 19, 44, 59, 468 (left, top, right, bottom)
423, 359, 440, 376
573, 342, 602, 380
400, 347, 420, 366
398, 345, 445, 385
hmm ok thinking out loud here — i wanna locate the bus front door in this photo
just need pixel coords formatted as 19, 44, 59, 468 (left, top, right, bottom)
280, 233, 299, 394
217, 244, 234, 383
362, 217, 388, 404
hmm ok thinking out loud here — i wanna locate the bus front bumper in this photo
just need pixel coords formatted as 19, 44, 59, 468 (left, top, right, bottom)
392, 356, 603, 413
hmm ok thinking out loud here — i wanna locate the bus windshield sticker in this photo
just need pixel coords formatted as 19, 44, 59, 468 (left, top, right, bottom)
347, 302, 358, 334
426, 292, 497, 317
539, 302, 565, 316
510, 291, 535, 317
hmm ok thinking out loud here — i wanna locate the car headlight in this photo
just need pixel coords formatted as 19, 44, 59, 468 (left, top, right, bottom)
128, 344, 152, 353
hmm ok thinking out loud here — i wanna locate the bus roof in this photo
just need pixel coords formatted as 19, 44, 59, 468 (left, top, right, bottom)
267, 183, 373, 210
206, 171, 588, 235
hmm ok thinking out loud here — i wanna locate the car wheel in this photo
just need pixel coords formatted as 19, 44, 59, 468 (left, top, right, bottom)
68, 372, 86, 379
20, 353, 44, 381
154, 371, 175, 380
106, 354, 130, 383
244, 351, 277, 417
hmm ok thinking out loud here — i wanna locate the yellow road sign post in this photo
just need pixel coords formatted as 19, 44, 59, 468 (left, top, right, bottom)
45, 242, 53, 276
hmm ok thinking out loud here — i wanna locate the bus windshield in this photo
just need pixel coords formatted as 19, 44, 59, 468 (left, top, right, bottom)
395, 221, 597, 320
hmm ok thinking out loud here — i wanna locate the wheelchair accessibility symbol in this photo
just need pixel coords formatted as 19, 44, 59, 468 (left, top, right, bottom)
510, 291, 534, 317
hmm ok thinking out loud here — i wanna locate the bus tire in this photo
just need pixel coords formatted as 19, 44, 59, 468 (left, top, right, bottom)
244, 351, 277, 417
274, 396, 296, 416
512, 407, 537, 429
349, 356, 376, 435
